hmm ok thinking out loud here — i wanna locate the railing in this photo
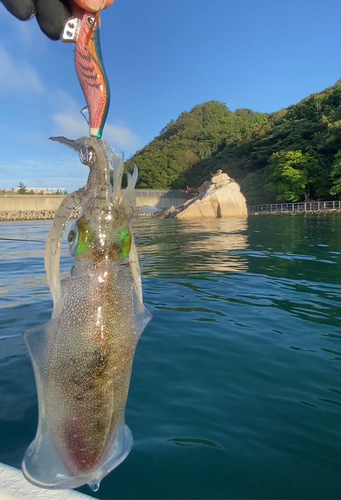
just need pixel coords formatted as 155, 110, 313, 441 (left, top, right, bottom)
134, 189, 183, 199
248, 201, 341, 214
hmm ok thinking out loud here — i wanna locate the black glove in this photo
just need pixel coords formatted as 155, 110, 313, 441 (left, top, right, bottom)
1, 0, 71, 40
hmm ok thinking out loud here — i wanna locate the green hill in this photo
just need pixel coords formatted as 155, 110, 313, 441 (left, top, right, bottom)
125, 81, 341, 204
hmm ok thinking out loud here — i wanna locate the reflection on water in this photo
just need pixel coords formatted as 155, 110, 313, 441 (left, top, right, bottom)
0, 216, 341, 500
135, 218, 249, 277
179, 219, 248, 272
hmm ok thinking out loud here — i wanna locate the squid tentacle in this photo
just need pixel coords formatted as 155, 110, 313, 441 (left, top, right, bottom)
45, 189, 87, 316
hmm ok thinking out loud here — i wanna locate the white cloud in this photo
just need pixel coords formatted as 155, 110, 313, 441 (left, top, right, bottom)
0, 44, 45, 93
52, 91, 82, 113
52, 110, 89, 138
51, 106, 141, 150
50, 90, 141, 149
51, 91, 92, 137
103, 124, 141, 149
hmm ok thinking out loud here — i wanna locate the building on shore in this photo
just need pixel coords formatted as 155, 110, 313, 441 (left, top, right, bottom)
13, 188, 66, 194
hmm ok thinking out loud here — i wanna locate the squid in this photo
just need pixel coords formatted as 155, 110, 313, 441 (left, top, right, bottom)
22, 136, 151, 491
22, 10, 151, 492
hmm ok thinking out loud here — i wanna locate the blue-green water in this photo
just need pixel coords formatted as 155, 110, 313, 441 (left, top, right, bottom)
0, 216, 341, 499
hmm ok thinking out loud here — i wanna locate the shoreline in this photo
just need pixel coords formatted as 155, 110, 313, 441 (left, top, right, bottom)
1, 196, 340, 221
1, 209, 341, 221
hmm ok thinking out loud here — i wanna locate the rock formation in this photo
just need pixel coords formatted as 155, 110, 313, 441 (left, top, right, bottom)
162, 171, 247, 219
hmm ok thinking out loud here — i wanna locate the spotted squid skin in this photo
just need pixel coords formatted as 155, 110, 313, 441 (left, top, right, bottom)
45, 261, 139, 474
44, 135, 141, 472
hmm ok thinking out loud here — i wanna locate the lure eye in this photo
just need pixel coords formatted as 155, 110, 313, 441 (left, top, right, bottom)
79, 146, 96, 167
86, 16, 94, 27
68, 230, 75, 242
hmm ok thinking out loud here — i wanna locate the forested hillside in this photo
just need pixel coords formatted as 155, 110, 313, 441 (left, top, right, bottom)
125, 81, 341, 203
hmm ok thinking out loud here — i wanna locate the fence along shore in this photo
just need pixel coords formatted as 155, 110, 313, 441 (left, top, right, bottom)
248, 201, 341, 215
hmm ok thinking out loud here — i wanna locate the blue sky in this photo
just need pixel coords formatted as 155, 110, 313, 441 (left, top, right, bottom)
0, 0, 340, 192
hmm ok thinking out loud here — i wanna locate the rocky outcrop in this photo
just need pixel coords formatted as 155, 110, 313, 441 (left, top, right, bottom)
162, 171, 247, 219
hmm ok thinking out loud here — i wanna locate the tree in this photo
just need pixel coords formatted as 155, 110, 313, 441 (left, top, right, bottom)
330, 151, 341, 198
125, 101, 260, 189
17, 182, 27, 194
240, 168, 272, 204
265, 151, 308, 202
294, 150, 320, 200
125, 80, 341, 200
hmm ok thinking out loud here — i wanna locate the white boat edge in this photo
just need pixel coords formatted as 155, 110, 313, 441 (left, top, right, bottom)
0, 463, 91, 499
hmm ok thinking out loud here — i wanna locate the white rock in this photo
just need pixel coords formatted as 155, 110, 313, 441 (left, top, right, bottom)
172, 172, 247, 219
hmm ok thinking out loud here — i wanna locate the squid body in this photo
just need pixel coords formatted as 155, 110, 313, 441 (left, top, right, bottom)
22, 136, 151, 491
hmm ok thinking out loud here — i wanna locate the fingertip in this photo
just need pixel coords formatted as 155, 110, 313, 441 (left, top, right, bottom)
73, 0, 114, 13
69, 1, 84, 18
36, 0, 71, 40
1, 0, 36, 21
103, 0, 115, 9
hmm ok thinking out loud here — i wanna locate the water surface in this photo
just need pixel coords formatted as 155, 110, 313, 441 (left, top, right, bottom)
0, 215, 340, 499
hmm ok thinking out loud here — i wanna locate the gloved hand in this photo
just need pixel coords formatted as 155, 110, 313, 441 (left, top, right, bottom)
1, 0, 114, 41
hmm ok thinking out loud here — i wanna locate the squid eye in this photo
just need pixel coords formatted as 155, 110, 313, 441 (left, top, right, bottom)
69, 218, 95, 258
68, 224, 79, 257
86, 16, 94, 27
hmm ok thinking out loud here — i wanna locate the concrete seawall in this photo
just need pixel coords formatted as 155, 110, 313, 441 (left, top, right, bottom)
0, 192, 188, 221
0, 196, 66, 221
134, 190, 187, 210
0, 195, 64, 212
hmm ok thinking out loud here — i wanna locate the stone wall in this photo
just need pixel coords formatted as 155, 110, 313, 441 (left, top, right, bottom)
0, 210, 57, 221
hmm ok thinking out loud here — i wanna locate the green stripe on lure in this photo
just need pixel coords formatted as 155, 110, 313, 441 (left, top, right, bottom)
61, 12, 110, 138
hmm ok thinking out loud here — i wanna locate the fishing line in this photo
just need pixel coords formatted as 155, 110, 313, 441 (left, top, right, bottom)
0, 334, 23, 340
0, 237, 44, 243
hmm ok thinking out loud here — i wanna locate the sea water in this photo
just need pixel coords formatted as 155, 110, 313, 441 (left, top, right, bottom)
0, 216, 340, 499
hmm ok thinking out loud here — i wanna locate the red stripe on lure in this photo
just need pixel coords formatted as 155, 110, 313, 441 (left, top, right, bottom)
61, 12, 110, 138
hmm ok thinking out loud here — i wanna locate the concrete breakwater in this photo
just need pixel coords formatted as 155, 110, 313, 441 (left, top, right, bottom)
0, 192, 188, 221
1, 210, 58, 221
0, 196, 65, 221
